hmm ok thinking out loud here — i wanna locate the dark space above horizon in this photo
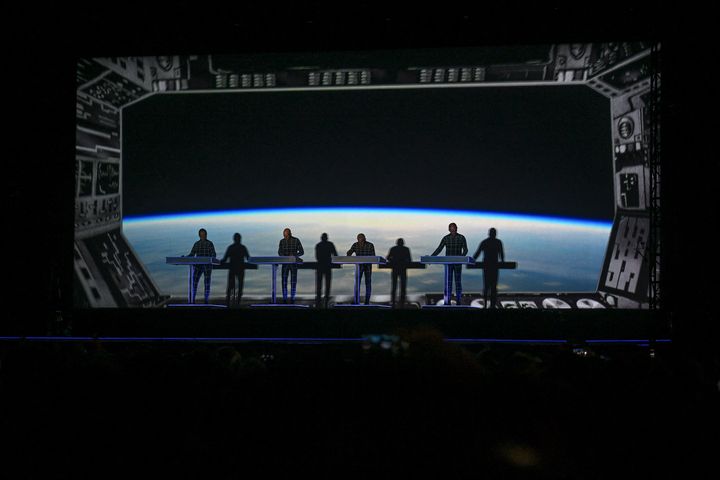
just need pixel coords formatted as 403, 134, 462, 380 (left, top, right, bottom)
122, 84, 613, 221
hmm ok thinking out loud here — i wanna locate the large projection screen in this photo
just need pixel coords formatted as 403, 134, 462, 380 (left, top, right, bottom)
74, 43, 659, 310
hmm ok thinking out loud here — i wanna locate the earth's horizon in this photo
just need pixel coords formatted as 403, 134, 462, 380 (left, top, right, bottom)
122, 207, 612, 298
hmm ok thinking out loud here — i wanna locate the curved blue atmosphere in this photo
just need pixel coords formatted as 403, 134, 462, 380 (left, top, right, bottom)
122, 206, 613, 295
123, 206, 613, 229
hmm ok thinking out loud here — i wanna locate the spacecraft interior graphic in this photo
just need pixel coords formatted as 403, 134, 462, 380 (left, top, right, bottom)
74, 42, 660, 310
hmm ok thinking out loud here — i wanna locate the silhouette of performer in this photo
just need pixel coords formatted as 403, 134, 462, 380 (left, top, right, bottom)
473, 228, 505, 309
188, 228, 216, 304
431, 222, 468, 305
278, 228, 304, 304
347, 233, 375, 305
387, 238, 411, 308
315, 233, 337, 308
221, 233, 250, 307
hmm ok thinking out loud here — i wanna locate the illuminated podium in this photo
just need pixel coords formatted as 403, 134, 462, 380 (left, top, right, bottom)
331, 256, 389, 307
420, 256, 476, 308
165, 256, 222, 305
248, 256, 309, 307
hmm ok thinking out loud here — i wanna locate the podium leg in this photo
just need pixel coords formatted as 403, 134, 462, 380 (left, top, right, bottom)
188, 265, 194, 304
444, 264, 450, 306
354, 264, 360, 305
271, 264, 278, 304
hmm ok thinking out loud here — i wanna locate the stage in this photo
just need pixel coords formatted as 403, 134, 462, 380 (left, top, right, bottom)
58, 303, 670, 344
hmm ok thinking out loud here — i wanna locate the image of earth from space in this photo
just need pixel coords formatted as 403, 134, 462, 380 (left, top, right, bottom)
123, 208, 611, 299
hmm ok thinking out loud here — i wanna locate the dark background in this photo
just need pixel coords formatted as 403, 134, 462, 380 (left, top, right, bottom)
4, 8, 717, 477
5, 4, 716, 341
123, 82, 612, 220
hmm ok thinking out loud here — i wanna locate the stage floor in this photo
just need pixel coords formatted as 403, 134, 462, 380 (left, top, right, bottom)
164, 291, 623, 309
58, 302, 670, 343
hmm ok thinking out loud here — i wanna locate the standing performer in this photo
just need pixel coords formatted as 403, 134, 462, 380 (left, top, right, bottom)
315, 233, 337, 308
278, 228, 304, 304
430, 223, 468, 305
188, 228, 216, 304
221, 233, 250, 307
473, 228, 505, 309
387, 238, 411, 308
346, 233, 375, 305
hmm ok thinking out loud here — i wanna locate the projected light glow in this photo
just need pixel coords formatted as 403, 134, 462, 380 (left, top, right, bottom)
123, 207, 612, 230
123, 207, 612, 298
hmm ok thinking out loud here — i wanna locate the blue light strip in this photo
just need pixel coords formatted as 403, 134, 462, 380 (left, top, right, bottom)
0, 336, 100, 342
123, 206, 612, 230
584, 339, 672, 344
0, 336, 362, 343
0, 336, 671, 345
446, 338, 567, 344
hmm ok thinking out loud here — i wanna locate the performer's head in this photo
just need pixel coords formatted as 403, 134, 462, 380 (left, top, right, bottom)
321, 233, 328, 241
283, 228, 291, 239
198, 228, 207, 240
233, 233, 242, 243
448, 223, 457, 234
357, 233, 366, 243
396, 238, 404, 246
489, 228, 497, 238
